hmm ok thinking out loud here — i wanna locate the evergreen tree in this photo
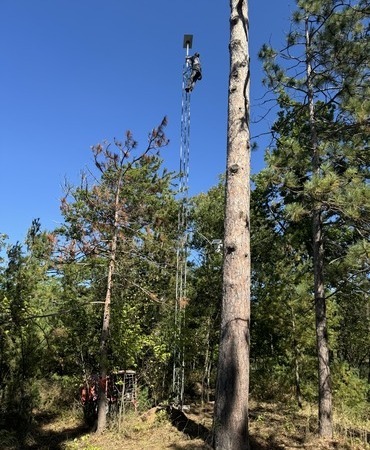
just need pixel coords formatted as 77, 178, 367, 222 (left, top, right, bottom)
259, 0, 369, 437
213, 0, 251, 448
250, 181, 317, 407
188, 180, 224, 403
58, 118, 177, 431
0, 221, 58, 437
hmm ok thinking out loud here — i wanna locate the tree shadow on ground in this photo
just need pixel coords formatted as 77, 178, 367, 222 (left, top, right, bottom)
167, 406, 211, 443
167, 407, 286, 450
169, 444, 212, 450
249, 436, 288, 450
168, 435, 288, 450
22, 412, 91, 450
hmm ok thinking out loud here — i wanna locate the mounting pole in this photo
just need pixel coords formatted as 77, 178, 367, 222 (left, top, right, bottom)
172, 34, 193, 409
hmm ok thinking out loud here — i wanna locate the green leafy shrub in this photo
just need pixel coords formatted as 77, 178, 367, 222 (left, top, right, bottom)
333, 362, 369, 422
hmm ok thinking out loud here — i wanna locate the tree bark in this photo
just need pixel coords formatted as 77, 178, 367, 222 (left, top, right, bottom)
305, 19, 333, 439
202, 318, 211, 405
96, 175, 122, 434
96, 248, 115, 433
213, 1, 251, 449
291, 307, 303, 409
313, 210, 332, 437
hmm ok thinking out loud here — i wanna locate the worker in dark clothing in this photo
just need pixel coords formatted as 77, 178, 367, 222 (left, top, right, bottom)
185, 52, 202, 92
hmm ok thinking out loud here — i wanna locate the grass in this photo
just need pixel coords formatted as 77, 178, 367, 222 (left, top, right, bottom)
1, 401, 369, 450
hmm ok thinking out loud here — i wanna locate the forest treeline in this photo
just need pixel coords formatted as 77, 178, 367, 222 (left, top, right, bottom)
0, 0, 369, 445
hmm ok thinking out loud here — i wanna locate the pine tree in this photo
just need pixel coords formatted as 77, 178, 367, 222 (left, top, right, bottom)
213, 0, 251, 448
189, 180, 224, 403
0, 221, 58, 437
58, 118, 173, 432
250, 180, 317, 407
259, 0, 369, 437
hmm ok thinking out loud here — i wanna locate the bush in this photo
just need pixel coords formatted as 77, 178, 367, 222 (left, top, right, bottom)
332, 362, 369, 422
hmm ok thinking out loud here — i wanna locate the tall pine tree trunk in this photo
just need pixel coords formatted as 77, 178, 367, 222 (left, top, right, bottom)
306, 18, 333, 439
213, 1, 251, 448
96, 176, 122, 434
96, 247, 116, 433
313, 209, 332, 437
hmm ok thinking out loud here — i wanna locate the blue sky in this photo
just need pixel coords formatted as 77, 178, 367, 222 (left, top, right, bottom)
0, 1, 294, 245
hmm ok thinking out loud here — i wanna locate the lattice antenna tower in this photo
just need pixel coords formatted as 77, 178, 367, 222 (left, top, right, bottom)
172, 34, 193, 408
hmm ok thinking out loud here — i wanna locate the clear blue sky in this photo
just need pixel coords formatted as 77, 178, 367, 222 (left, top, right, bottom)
0, 1, 294, 245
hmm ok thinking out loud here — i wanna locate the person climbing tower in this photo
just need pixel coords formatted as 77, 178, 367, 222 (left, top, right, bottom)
185, 52, 202, 92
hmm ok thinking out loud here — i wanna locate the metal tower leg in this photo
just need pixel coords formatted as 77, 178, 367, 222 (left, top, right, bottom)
172, 41, 192, 409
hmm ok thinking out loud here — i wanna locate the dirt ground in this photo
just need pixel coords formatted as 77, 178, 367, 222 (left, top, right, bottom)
2, 401, 369, 450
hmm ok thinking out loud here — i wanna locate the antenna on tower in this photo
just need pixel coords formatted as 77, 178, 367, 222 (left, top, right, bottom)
172, 34, 193, 409
183, 34, 193, 55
